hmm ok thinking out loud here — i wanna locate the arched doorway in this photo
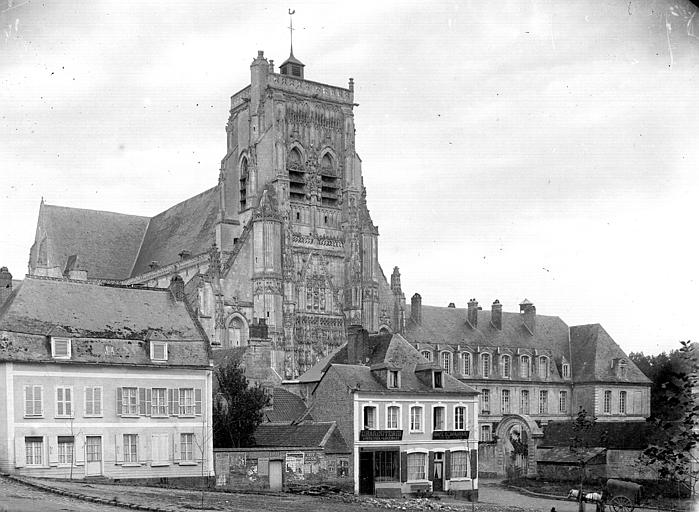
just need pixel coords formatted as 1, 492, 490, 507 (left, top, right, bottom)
226, 315, 248, 348
494, 414, 542, 479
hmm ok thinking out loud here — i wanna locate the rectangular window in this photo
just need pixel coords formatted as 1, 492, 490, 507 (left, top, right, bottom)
150, 341, 168, 361
441, 352, 451, 374
58, 436, 74, 465
454, 406, 466, 430
123, 434, 138, 464
375, 450, 399, 482
51, 337, 71, 359
25, 437, 43, 465
410, 406, 423, 432
539, 390, 548, 414
520, 356, 530, 378
502, 356, 511, 378
562, 364, 570, 378
501, 389, 511, 414
151, 433, 169, 465
481, 389, 490, 412
482, 353, 491, 378
433, 371, 443, 388
151, 388, 168, 416
179, 388, 195, 416
388, 370, 399, 389
387, 406, 400, 429
84, 387, 102, 416
433, 406, 445, 431
559, 391, 567, 413
451, 450, 469, 478
619, 391, 627, 414
520, 390, 530, 414
463, 353, 471, 376
538, 357, 548, 379
56, 387, 73, 418
24, 385, 43, 417
604, 390, 612, 414
363, 406, 377, 429
407, 452, 426, 480
121, 387, 138, 416
480, 425, 492, 442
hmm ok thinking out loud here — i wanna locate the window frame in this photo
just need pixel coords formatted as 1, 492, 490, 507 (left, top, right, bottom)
502, 355, 511, 379
84, 386, 103, 417
538, 356, 549, 379
55, 386, 74, 418
150, 341, 168, 362
385, 404, 401, 430
520, 355, 530, 378
25, 436, 44, 466
440, 351, 452, 374
387, 370, 400, 389
432, 405, 446, 431
559, 390, 567, 413
409, 405, 424, 433
433, 370, 443, 389
421, 350, 432, 361
603, 390, 612, 414
619, 390, 627, 414
121, 387, 139, 417
520, 389, 530, 414
453, 405, 467, 430
406, 450, 428, 482
450, 449, 470, 480
481, 352, 491, 378
179, 388, 195, 417
362, 404, 378, 430
501, 389, 511, 414
58, 435, 74, 466
123, 434, 139, 464
24, 385, 43, 418
151, 388, 168, 417
562, 363, 570, 378
51, 337, 71, 359
480, 424, 492, 442
539, 390, 549, 414
481, 388, 490, 413
463, 352, 472, 376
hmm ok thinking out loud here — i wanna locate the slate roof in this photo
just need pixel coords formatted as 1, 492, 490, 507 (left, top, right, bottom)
253, 422, 349, 453
30, 203, 150, 281
130, 187, 220, 277
30, 186, 221, 281
0, 277, 210, 367
264, 387, 310, 424
569, 324, 651, 384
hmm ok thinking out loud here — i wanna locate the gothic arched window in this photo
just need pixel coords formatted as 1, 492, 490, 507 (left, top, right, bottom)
239, 157, 249, 210
227, 316, 248, 348
319, 152, 339, 206
288, 148, 306, 202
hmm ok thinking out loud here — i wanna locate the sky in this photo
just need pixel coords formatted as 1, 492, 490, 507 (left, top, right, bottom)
1, 0, 698, 357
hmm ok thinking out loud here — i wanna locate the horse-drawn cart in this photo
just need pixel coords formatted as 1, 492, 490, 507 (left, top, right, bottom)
604, 479, 643, 512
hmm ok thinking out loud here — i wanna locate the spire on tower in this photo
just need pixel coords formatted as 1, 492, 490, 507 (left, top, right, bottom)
280, 8, 305, 79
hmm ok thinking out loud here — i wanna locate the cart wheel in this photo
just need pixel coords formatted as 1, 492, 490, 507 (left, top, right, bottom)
610, 496, 634, 512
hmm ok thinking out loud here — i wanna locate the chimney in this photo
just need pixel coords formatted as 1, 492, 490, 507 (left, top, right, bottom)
178, 250, 191, 261
520, 299, 536, 334
169, 275, 185, 302
347, 325, 369, 364
447, 302, 455, 308
491, 300, 503, 330
149, 261, 159, 271
467, 298, 479, 328
390, 267, 402, 296
0, 267, 12, 304
411, 293, 422, 324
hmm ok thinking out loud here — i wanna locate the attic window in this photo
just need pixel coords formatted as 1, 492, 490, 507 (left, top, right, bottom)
562, 363, 570, 378
150, 342, 168, 362
388, 370, 400, 389
433, 370, 443, 389
51, 337, 71, 359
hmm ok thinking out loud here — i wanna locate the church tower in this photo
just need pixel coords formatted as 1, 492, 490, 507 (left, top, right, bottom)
216, 47, 380, 378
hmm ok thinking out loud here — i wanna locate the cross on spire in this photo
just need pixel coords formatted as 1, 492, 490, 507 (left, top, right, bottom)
288, 9, 296, 56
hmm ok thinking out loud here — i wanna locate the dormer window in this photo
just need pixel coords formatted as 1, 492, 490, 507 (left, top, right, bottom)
51, 337, 71, 359
388, 370, 400, 389
440, 352, 451, 374
433, 370, 443, 389
421, 350, 432, 361
619, 360, 628, 379
502, 355, 511, 378
562, 363, 570, 378
150, 342, 168, 362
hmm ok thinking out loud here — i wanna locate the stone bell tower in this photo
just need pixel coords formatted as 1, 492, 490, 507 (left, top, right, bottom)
214, 46, 381, 378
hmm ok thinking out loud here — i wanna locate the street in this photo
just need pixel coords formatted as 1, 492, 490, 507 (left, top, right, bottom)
0, 476, 123, 511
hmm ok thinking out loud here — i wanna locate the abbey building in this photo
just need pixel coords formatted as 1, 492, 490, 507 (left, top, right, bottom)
28, 50, 385, 380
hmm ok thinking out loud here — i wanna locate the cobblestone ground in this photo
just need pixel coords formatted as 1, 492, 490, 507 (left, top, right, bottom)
0, 475, 124, 511
13, 476, 551, 512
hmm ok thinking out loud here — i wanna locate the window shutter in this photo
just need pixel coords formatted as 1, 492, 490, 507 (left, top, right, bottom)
469, 449, 478, 480
116, 388, 123, 416
115, 434, 123, 464
444, 450, 451, 480
139, 388, 147, 415
57, 388, 64, 416
400, 451, 408, 482
195, 388, 202, 416
48, 436, 58, 466
74, 435, 85, 465
193, 433, 202, 463
173, 432, 181, 461
95, 387, 102, 415
24, 386, 31, 416
84, 387, 90, 416
146, 388, 152, 416
428, 451, 434, 483
36, 386, 43, 416
138, 434, 147, 464
170, 388, 180, 416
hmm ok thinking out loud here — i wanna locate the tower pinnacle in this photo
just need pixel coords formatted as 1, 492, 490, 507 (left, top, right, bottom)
280, 9, 305, 79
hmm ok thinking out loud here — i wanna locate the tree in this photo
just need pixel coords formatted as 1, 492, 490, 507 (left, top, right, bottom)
637, 340, 698, 499
570, 407, 598, 512
212, 361, 270, 448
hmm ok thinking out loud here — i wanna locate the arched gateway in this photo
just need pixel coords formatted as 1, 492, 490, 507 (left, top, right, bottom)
494, 414, 543, 478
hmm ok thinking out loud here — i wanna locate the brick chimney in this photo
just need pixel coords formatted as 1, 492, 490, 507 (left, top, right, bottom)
347, 325, 369, 364
169, 275, 185, 301
491, 300, 503, 330
520, 299, 536, 334
467, 298, 478, 328
411, 293, 422, 324
0, 267, 12, 305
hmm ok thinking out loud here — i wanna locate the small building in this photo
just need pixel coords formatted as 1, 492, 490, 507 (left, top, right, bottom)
305, 327, 480, 499
0, 272, 214, 481
214, 422, 351, 491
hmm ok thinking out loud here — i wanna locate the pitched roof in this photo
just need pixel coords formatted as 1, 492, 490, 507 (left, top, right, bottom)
253, 422, 349, 452
31, 203, 149, 281
0, 277, 209, 366
130, 187, 220, 277
264, 387, 309, 424
569, 324, 650, 384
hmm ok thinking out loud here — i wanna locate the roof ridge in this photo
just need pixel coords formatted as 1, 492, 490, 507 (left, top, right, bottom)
129, 216, 151, 278
148, 185, 219, 221
42, 203, 150, 220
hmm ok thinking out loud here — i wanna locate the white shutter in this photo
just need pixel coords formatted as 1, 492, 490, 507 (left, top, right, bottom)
14, 437, 25, 467
48, 436, 58, 466
114, 434, 123, 464
74, 434, 85, 465
95, 387, 102, 416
